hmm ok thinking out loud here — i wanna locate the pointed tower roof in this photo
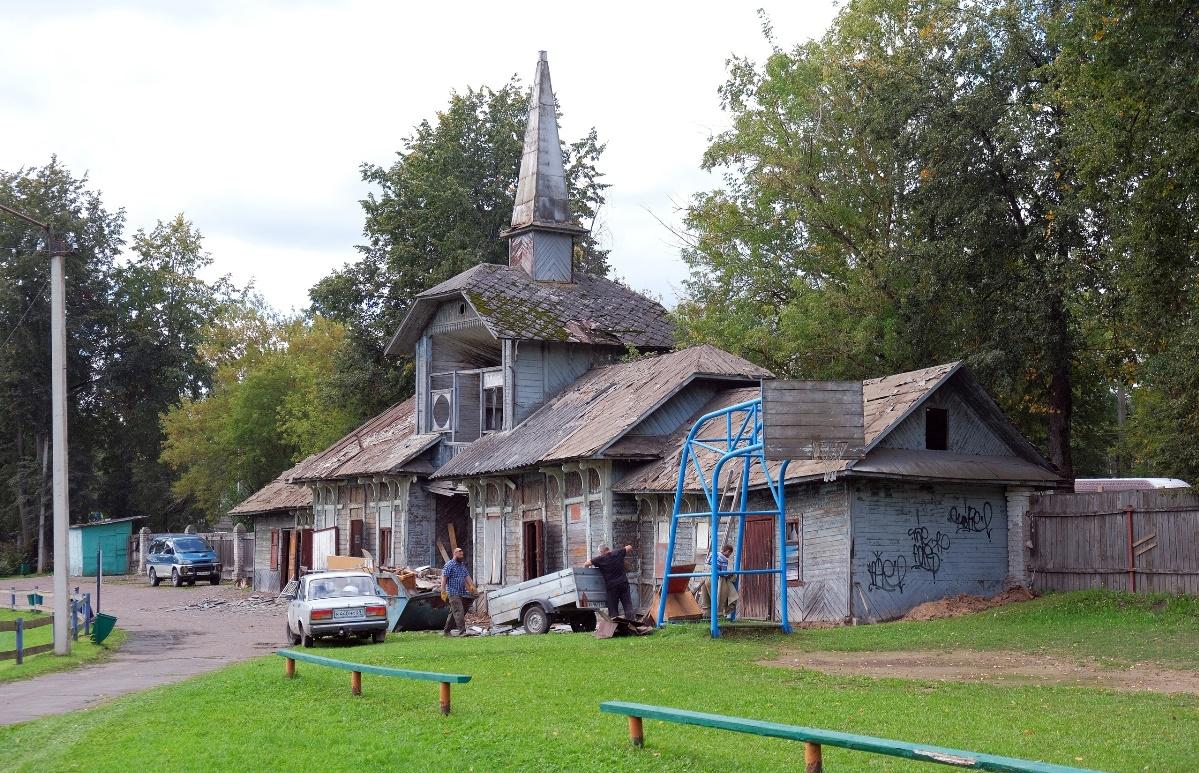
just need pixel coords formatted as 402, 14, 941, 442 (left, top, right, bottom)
508, 51, 586, 235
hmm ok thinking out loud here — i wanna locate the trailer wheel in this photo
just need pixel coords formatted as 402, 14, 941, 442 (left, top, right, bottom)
522, 605, 550, 635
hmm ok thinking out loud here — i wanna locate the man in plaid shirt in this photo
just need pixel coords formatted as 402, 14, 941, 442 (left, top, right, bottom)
441, 547, 475, 636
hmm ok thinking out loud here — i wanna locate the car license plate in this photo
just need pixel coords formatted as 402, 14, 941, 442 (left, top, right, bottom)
332, 608, 364, 621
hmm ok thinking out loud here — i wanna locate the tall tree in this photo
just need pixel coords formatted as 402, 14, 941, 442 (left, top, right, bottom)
678, 0, 1199, 478
0, 159, 125, 568
160, 312, 355, 522
310, 79, 610, 420
96, 214, 234, 529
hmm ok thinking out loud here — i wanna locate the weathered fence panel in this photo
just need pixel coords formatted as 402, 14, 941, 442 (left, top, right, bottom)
1029, 489, 1199, 595
125, 531, 255, 580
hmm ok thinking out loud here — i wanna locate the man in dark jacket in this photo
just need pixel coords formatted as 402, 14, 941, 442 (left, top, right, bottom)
585, 544, 634, 619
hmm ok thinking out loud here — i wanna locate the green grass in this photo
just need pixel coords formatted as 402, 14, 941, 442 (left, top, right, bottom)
0, 609, 126, 684
790, 591, 1199, 669
1, 591, 1197, 772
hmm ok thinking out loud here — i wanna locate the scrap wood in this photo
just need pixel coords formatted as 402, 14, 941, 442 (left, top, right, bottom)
594, 614, 654, 639
448, 524, 458, 552
437, 540, 450, 563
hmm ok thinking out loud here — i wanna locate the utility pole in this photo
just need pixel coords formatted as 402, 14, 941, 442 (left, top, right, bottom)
0, 202, 71, 655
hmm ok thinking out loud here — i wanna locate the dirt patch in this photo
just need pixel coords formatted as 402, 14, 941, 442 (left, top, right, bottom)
764, 649, 1199, 695
901, 587, 1036, 621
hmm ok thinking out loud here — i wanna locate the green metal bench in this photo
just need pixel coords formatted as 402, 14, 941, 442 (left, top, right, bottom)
599, 701, 1102, 773
277, 649, 471, 714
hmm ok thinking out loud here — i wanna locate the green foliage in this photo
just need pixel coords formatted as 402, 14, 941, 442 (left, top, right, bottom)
160, 312, 355, 520
309, 79, 610, 421
679, 0, 1199, 478
1, 592, 1197, 771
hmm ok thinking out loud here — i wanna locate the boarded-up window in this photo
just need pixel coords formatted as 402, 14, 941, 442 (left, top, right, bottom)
588, 468, 601, 494
925, 407, 948, 450
565, 471, 583, 499
485, 516, 502, 584
350, 519, 364, 557
269, 529, 280, 571
485, 483, 501, 508
547, 475, 559, 501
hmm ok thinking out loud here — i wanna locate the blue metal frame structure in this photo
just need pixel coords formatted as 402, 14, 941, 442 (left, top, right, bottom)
655, 397, 792, 637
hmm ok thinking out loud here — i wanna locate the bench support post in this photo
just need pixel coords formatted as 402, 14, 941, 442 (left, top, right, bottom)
804, 741, 822, 773
628, 716, 644, 747
351, 670, 362, 696
285, 657, 295, 678
440, 681, 451, 714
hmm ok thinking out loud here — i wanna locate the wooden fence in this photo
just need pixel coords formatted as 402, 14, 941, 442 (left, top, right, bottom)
1028, 489, 1199, 595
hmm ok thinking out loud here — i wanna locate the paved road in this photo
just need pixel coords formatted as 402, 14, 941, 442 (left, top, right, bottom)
0, 576, 281, 725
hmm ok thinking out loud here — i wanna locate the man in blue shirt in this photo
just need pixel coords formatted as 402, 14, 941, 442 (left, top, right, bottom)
708, 544, 737, 617
441, 547, 475, 637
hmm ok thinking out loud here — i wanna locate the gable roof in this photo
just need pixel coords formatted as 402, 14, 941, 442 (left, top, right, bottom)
431, 345, 771, 479
385, 263, 675, 355
615, 362, 1059, 494
289, 397, 440, 483
228, 457, 313, 516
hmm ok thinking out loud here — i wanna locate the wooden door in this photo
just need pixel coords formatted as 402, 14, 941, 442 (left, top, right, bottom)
349, 519, 364, 557
300, 528, 314, 573
523, 520, 544, 581
379, 528, 392, 566
278, 529, 292, 591
740, 517, 775, 620
288, 530, 300, 580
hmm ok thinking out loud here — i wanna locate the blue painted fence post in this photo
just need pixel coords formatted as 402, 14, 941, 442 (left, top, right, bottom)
15, 617, 23, 665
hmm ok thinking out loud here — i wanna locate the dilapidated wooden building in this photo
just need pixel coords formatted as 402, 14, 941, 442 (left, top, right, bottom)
232, 51, 1060, 621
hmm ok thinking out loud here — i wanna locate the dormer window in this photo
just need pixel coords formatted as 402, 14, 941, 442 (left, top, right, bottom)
925, 407, 948, 450
482, 369, 504, 433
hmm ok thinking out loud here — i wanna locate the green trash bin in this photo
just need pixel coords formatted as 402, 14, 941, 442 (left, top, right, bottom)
91, 613, 117, 644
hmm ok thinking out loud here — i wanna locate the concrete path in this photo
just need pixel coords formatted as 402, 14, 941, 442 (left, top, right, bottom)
0, 576, 282, 725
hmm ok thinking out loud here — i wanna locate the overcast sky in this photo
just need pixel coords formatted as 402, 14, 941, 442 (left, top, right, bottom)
3, 1, 838, 313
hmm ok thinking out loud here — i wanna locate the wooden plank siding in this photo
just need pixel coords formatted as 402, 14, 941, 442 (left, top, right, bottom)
1028, 489, 1199, 595
879, 380, 1014, 456
762, 381, 864, 460
850, 481, 1008, 622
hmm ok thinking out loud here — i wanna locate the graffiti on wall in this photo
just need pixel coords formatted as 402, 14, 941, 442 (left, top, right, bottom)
867, 551, 907, 592
908, 526, 951, 580
948, 502, 993, 541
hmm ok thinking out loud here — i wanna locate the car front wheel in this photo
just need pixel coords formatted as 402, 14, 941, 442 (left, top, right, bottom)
171, 568, 182, 587
148, 568, 160, 587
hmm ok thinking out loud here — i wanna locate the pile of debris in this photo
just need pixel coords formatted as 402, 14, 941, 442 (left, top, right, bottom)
900, 586, 1036, 622
167, 594, 286, 613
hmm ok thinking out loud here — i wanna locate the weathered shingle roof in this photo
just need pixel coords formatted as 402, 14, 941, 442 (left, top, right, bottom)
228, 458, 313, 516
432, 345, 771, 479
386, 263, 675, 355
290, 397, 440, 482
614, 362, 1058, 493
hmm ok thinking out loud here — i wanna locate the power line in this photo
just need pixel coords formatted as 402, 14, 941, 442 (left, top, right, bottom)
0, 280, 50, 350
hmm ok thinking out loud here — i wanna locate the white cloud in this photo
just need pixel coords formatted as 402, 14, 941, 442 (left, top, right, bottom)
2, 0, 837, 310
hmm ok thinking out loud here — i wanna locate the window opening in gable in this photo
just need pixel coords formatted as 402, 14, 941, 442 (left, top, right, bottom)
925, 407, 948, 450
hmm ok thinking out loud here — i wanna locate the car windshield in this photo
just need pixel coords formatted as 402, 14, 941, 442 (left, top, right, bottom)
308, 576, 376, 600
172, 538, 210, 552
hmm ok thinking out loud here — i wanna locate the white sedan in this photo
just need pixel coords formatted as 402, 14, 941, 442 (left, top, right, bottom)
284, 571, 390, 647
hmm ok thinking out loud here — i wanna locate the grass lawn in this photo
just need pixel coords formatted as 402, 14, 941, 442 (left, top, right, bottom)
792, 590, 1199, 669
0, 592, 1196, 772
0, 609, 126, 684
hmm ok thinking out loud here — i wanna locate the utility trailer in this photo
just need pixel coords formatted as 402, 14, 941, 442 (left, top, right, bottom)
486, 567, 608, 634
